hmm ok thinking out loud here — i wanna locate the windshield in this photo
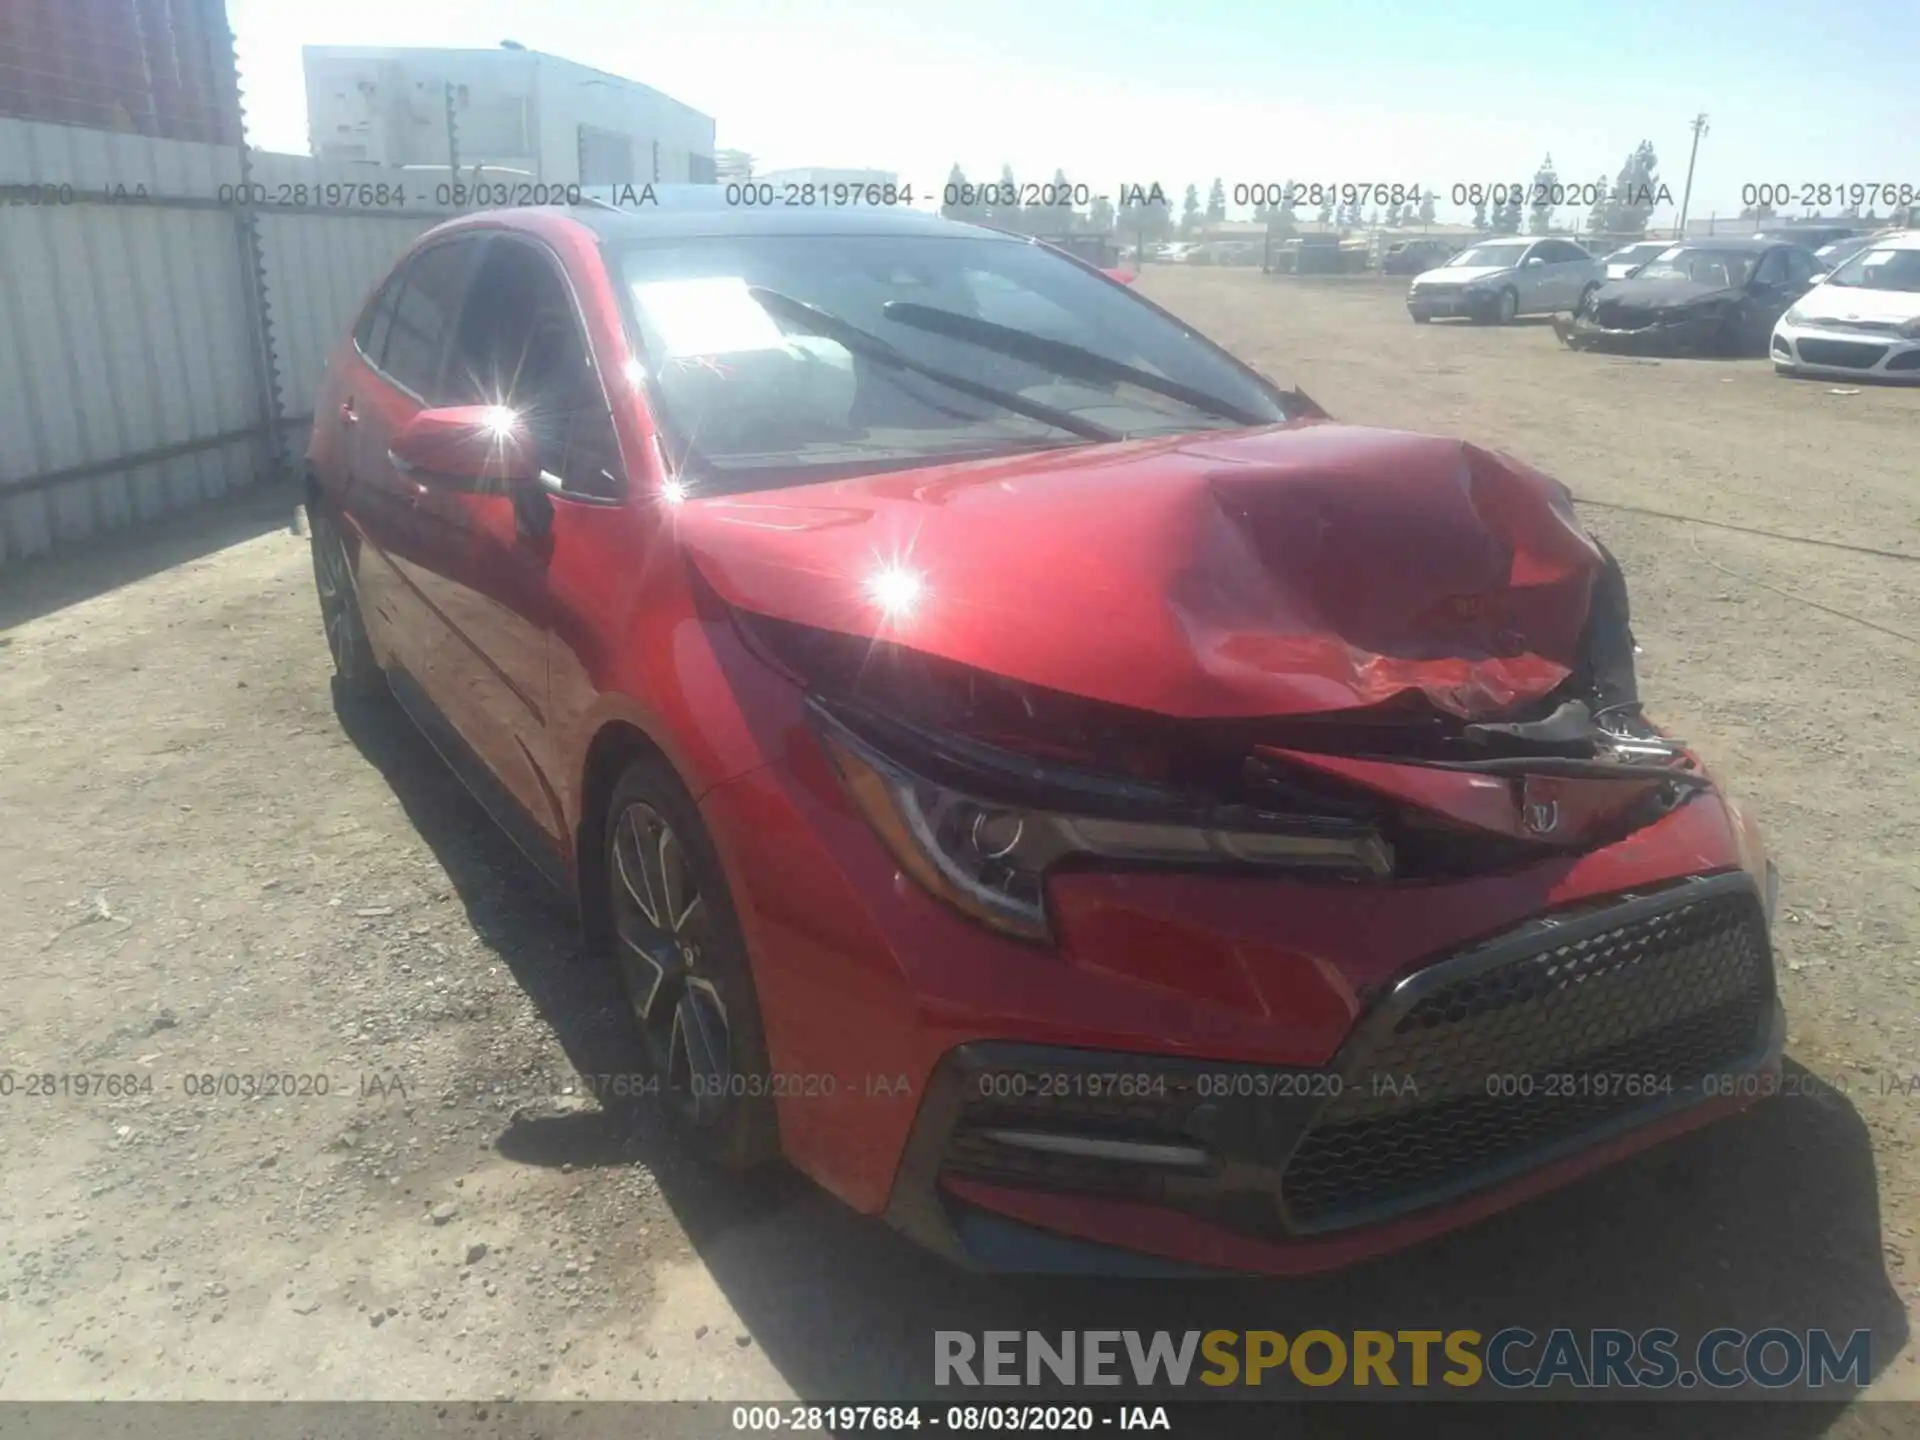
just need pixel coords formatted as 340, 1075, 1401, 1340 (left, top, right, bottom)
1815, 236, 1874, 266
1447, 243, 1530, 269
1633, 249, 1760, 287
1826, 247, 1920, 292
616, 233, 1292, 492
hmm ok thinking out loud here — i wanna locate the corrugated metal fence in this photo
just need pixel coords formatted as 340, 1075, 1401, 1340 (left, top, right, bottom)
0, 117, 452, 568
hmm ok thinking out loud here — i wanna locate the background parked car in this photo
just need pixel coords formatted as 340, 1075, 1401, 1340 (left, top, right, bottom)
1558, 238, 1821, 355
1754, 224, 1861, 253
1810, 230, 1897, 280
1600, 240, 1670, 279
1773, 230, 1920, 381
1406, 237, 1603, 323
1381, 238, 1457, 275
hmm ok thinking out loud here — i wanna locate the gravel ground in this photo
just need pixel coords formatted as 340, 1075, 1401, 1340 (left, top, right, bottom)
0, 268, 1916, 1433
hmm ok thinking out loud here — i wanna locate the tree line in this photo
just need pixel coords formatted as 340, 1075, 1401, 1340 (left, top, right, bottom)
938, 140, 1688, 239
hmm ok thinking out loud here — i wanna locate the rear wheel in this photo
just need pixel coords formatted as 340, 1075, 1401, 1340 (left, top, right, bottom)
603, 756, 780, 1171
1575, 283, 1599, 316
308, 504, 384, 699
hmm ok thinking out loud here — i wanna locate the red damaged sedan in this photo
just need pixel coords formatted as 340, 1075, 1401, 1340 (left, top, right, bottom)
304, 197, 1782, 1276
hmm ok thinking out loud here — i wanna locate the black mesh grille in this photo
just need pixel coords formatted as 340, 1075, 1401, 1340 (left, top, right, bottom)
1795, 338, 1890, 369
1281, 884, 1771, 1230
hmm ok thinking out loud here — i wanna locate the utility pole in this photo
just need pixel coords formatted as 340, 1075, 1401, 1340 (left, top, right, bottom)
444, 81, 462, 188
1677, 112, 1708, 238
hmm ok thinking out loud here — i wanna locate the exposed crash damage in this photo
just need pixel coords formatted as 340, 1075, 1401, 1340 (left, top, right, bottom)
683, 422, 1730, 932
1553, 237, 1820, 357
672, 418, 1780, 1267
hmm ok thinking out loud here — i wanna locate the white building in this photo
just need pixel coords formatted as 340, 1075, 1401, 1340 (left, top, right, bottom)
303, 45, 716, 185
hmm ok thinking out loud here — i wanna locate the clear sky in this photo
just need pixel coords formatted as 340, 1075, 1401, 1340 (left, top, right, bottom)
229, 0, 1920, 226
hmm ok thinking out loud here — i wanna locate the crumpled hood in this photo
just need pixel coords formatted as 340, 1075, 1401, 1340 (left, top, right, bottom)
675, 421, 1607, 721
1593, 278, 1741, 314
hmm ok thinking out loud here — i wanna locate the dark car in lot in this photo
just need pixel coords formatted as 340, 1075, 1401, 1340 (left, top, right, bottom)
303, 196, 1782, 1277
1555, 238, 1822, 356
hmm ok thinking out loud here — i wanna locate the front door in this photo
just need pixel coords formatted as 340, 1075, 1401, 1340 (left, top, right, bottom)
342, 237, 484, 690
405, 234, 630, 852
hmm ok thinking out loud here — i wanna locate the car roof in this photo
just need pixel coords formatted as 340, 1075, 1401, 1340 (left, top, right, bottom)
1666, 236, 1792, 251
1849, 229, 1920, 250
561, 190, 1017, 244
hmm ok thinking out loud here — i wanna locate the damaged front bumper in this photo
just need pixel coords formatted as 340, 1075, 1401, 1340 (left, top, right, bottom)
884, 867, 1784, 1275
1553, 310, 1725, 355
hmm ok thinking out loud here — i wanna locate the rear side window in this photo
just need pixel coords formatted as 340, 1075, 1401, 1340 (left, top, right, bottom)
382, 240, 482, 400
352, 272, 402, 365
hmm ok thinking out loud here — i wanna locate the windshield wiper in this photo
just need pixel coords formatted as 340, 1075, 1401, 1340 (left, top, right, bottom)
880, 302, 1271, 426
744, 287, 1121, 443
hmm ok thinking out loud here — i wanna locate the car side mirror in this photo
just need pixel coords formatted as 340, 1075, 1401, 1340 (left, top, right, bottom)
389, 405, 540, 488
1523, 256, 1545, 267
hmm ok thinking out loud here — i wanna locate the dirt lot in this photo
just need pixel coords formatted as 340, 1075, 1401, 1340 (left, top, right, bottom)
2, 267, 1918, 1431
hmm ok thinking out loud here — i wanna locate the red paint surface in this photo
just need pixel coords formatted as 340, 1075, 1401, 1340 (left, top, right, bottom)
305, 211, 1779, 1271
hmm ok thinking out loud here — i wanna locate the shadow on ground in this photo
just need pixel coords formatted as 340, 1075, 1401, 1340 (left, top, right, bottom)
0, 476, 303, 631
333, 687, 1907, 1437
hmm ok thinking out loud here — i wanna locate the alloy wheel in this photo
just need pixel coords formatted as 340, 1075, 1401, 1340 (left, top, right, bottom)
609, 799, 732, 1128
312, 517, 352, 668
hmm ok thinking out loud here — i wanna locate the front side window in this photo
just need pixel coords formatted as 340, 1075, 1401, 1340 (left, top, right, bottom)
441, 238, 625, 497
615, 231, 1294, 494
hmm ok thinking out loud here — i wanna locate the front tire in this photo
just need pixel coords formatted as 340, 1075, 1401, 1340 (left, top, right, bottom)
309, 504, 385, 700
1494, 287, 1519, 324
602, 755, 781, 1171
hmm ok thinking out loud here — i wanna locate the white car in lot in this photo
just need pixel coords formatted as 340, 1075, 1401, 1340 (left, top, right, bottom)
1771, 230, 1920, 382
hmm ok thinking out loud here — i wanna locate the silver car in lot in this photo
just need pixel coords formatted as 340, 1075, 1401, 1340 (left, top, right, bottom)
1407, 237, 1605, 323
1601, 240, 1671, 279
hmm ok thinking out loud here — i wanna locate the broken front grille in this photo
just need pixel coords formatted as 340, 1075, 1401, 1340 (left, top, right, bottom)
1592, 302, 1659, 330
1279, 876, 1773, 1231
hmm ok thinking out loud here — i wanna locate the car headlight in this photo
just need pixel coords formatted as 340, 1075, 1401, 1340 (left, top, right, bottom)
813, 704, 1394, 942
1783, 305, 1809, 326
